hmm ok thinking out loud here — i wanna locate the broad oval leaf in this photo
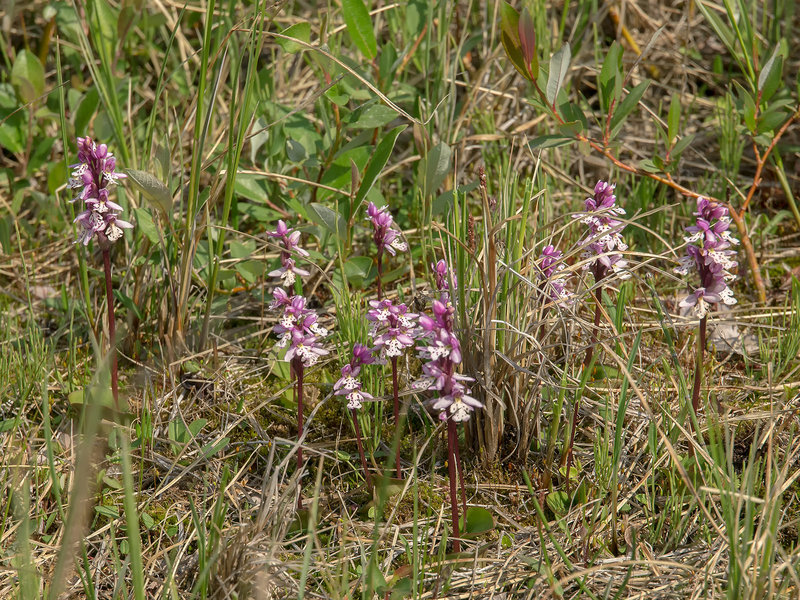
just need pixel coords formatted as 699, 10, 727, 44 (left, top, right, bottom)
11, 49, 45, 103
342, 0, 377, 60
308, 202, 346, 238
350, 104, 398, 129
462, 506, 494, 535
124, 168, 173, 216
424, 142, 451, 195
343, 256, 373, 287
133, 207, 160, 244
277, 22, 311, 54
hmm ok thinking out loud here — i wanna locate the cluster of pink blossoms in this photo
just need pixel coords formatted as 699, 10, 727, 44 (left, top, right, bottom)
537, 245, 571, 303
413, 260, 482, 422
271, 288, 329, 367
68, 137, 131, 246
366, 202, 407, 257
334, 344, 376, 410
576, 180, 630, 281
367, 299, 418, 359
675, 197, 738, 318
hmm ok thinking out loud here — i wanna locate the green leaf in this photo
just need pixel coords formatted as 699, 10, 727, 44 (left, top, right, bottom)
124, 168, 173, 216
342, 0, 377, 60
598, 41, 622, 114
68, 389, 85, 406
168, 418, 187, 444
758, 45, 782, 93
114, 289, 144, 321
0, 121, 25, 154
546, 43, 571, 105
350, 104, 398, 129
343, 256, 373, 287
74, 88, 100, 136
95, 505, 120, 519
667, 93, 681, 144
277, 22, 311, 54
423, 142, 451, 195
670, 133, 695, 157
528, 135, 574, 149
759, 43, 787, 103
308, 202, 346, 238
499, 3, 531, 81
694, 2, 736, 56
546, 491, 570, 516
638, 158, 661, 173
286, 138, 307, 162
200, 437, 229, 459
235, 260, 265, 283
558, 120, 582, 137
757, 106, 789, 134
739, 87, 757, 132
461, 506, 494, 535
559, 101, 587, 130
354, 125, 405, 210
609, 80, 650, 138
11, 49, 45, 103
133, 207, 160, 244
140, 512, 156, 530
230, 240, 255, 259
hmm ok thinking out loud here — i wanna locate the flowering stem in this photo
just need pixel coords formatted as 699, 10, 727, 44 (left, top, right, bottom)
391, 356, 401, 478
376, 248, 384, 300
582, 285, 604, 370
453, 425, 467, 518
102, 249, 119, 408
350, 408, 373, 490
447, 419, 461, 553
293, 357, 305, 506
531, 79, 774, 303
691, 315, 707, 414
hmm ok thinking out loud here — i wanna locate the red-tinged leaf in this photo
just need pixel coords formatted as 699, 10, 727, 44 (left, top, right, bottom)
518, 8, 538, 79
499, 2, 532, 81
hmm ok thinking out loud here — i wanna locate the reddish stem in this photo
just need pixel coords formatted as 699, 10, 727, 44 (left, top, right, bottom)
350, 408, 373, 490
294, 358, 304, 507
391, 356, 401, 478
453, 424, 467, 518
376, 249, 384, 300
687, 316, 707, 457
102, 249, 118, 408
447, 418, 460, 553
691, 316, 707, 416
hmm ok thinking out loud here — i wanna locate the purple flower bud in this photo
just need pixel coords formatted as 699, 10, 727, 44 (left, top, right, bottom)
268, 220, 311, 287
537, 245, 572, 303
367, 202, 407, 257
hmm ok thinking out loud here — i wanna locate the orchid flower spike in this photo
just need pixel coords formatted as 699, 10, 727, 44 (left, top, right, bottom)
69, 137, 131, 247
